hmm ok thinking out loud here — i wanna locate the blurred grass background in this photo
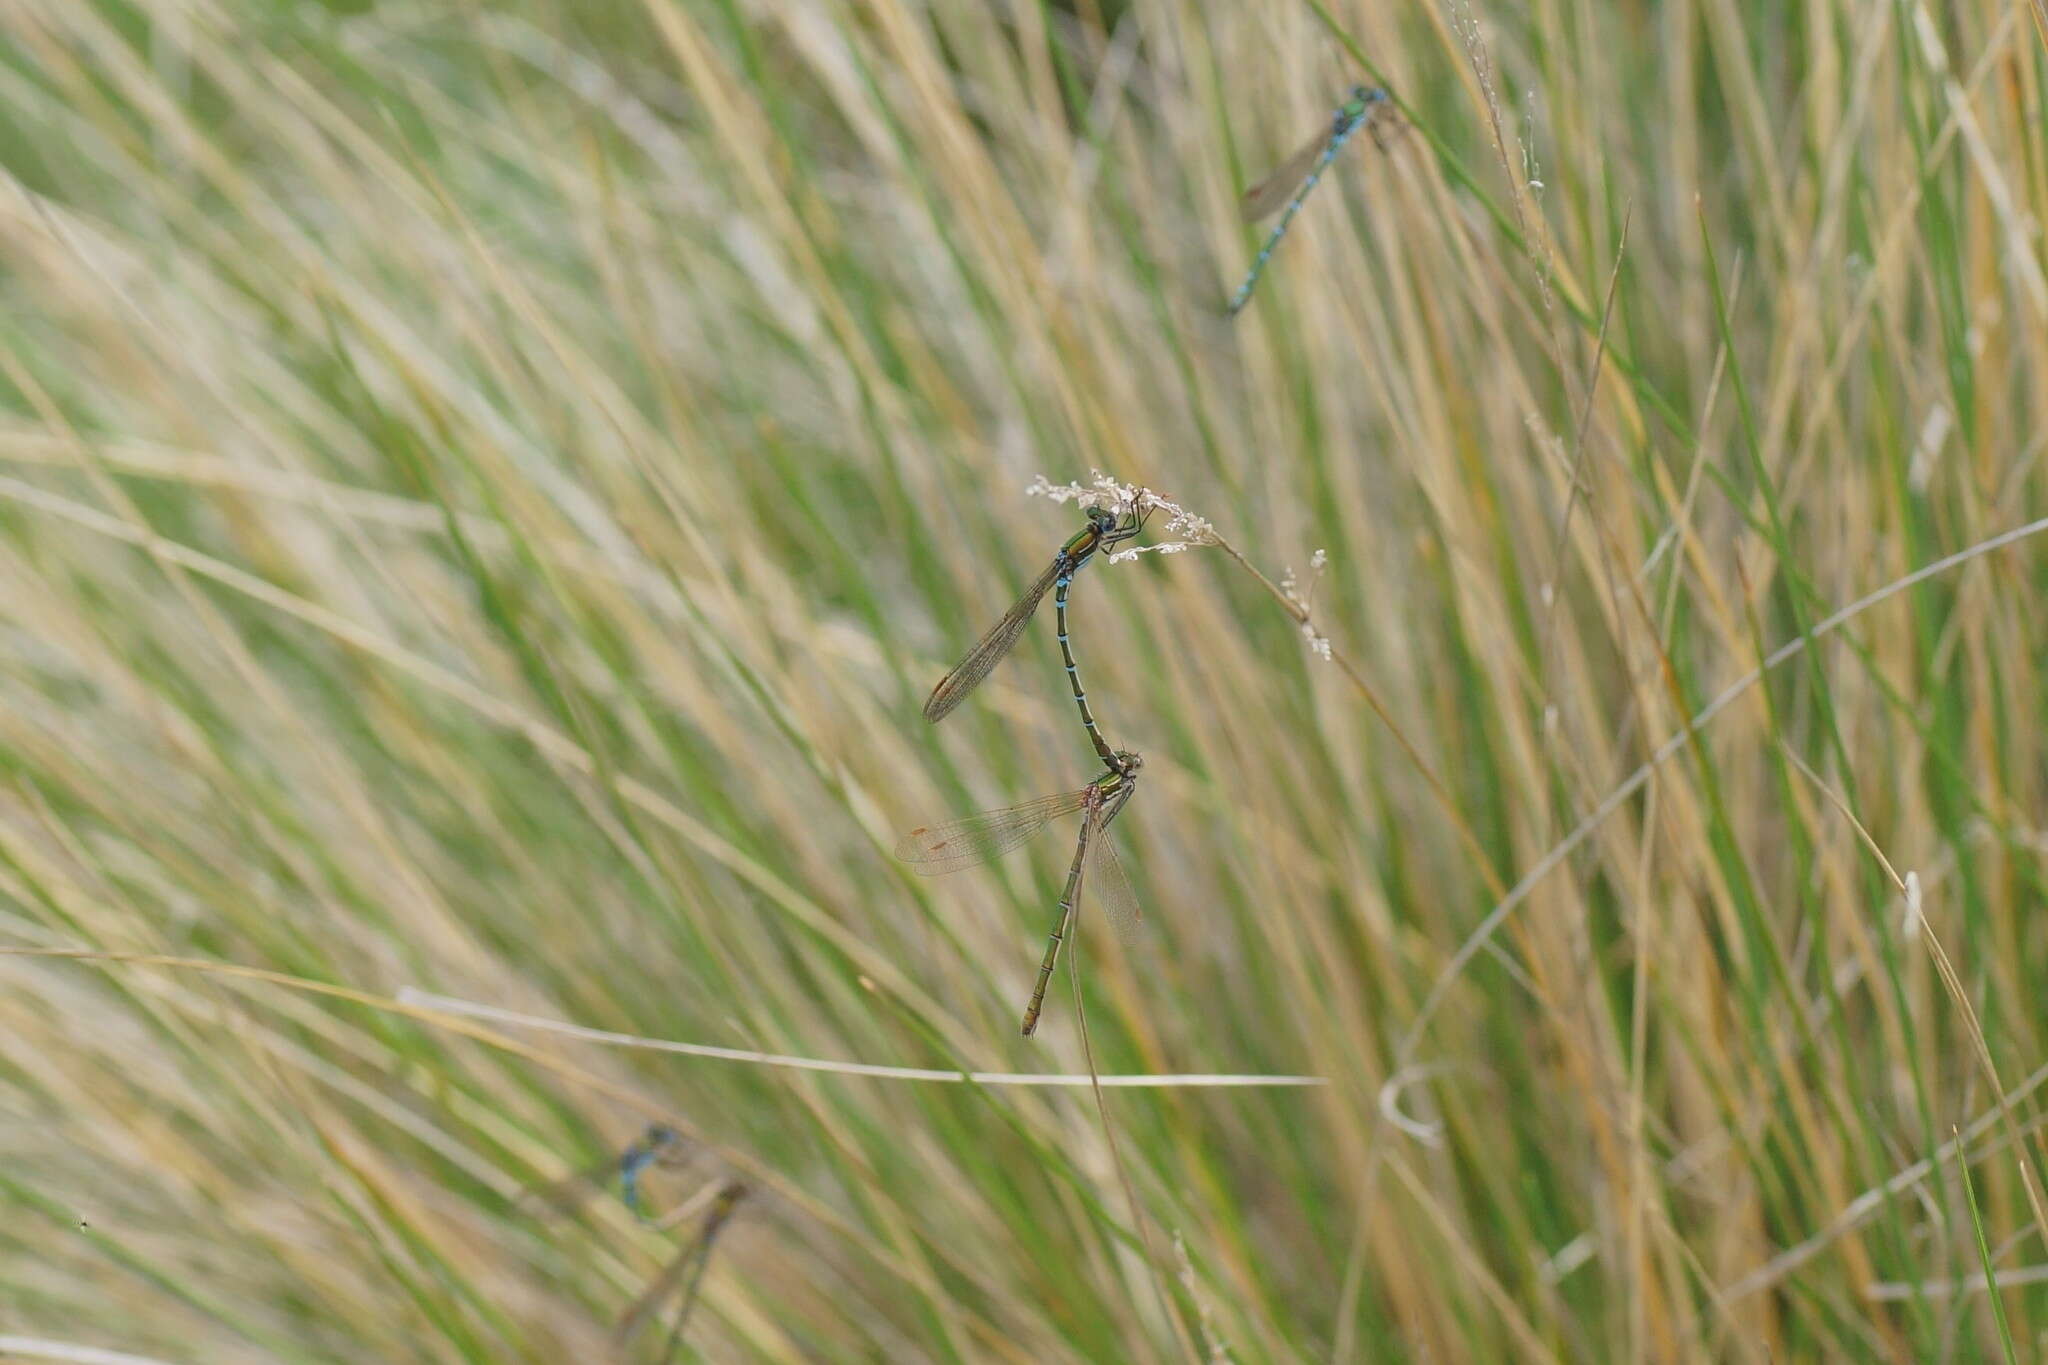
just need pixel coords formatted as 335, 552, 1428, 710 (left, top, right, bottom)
0, 0, 2045, 1360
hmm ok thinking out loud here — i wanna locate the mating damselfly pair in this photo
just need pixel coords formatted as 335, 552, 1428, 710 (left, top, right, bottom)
905, 497, 1153, 1035
1229, 85, 1400, 317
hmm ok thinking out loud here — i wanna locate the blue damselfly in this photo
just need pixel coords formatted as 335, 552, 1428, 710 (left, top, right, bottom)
518, 1124, 688, 1222
1228, 86, 1393, 316
897, 752, 1143, 1036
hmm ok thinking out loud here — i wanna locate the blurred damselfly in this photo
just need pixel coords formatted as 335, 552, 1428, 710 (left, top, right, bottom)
518, 1124, 688, 1222
1228, 86, 1394, 316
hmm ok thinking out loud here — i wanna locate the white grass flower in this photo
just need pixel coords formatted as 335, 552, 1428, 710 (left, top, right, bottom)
1105, 541, 1191, 563
1024, 473, 1086, 505
1271, 546, 1334, 662
1030, 472, 1328, 663
1028, 471, 1217, 557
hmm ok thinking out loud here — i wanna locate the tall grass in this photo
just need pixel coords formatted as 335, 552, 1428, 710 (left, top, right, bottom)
0, 0, 2044, 1359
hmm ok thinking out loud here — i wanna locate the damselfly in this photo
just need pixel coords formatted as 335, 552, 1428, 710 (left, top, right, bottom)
922, 507, 1145, 766
614, 1180, 750, 1363
517, 1124, 689, 1222
896, 751, 1143, 1036
1228, 86, 1393, 317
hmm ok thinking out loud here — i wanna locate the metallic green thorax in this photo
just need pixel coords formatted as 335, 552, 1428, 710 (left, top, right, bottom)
1058, 505, 1120, 568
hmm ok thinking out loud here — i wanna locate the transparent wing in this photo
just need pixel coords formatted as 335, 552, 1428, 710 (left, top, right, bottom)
895, 787, 1088, 875
615, 1184, 749, 1355
616, 1234, 709, 1351
1240, 131, 1332, 221
656, 1188, 747, 1363
922, 559, 1060, 722
1087, 823, 1143, 948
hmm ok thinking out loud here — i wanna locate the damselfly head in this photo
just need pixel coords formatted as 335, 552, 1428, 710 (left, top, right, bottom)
1085, 505, 1117, 534
643, 1123, 680, 1150
1109, 749, 1143, 777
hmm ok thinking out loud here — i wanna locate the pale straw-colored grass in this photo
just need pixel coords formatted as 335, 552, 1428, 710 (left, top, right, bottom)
0, 0, 2045, 1360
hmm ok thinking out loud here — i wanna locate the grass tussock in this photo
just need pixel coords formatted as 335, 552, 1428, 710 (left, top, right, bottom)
0, 0, 2046, 1360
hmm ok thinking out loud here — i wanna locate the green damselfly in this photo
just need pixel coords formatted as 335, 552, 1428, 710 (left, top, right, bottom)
614, 1179, 751, 1363
517, 1124, 689, 1223
896, 751, 1143, 1036
922, 506, 1145, 767
1228, 86, 1394, 317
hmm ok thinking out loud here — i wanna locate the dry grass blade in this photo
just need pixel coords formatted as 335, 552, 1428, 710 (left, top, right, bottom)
0, 0, 2044, 1358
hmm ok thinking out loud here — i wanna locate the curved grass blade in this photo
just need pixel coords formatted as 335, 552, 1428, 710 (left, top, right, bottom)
921, 559, 1059, 723
895, 787, 1088, 875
